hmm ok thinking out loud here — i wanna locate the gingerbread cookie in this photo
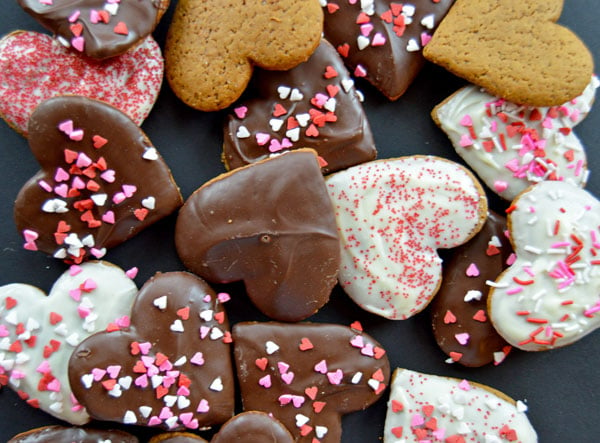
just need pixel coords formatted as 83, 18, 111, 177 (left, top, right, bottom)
175, 149, 340, 322
423, 0, 594, 106
8, 425, 138, 443
383, 368, 538, 442
212, 412, 294, 443
0, 31, 163, 135
321, 0, 455, 100
222, 39, 376, 174
15, 95, 182, 263
326, 156, 488, 320
165, 0, 323, 111
0, 261, 137, 425
16, 0, 169, 59
432, 76, 599, 201
68, 272, 235, 431
430, 211, 512, 367
488, 181, 600, 351
233, 321, 390, 442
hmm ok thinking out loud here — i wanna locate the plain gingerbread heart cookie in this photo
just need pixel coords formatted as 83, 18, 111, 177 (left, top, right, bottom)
14, 95, 182, 263
321, 0, 455, 100
175, 149, 340, 322
16, 0, 169, 59
423, 0, 594, 106
232, 321, 390, 442
383, 368, 538, 442
68, 272, 235, 431
326, 156, 488, 320
432, 76, 599, 201
165, 0, 323, 111
0, 261, 138, 425
222, 39, 376, 175
488, 181, 600, 351
0, 31, 163, 136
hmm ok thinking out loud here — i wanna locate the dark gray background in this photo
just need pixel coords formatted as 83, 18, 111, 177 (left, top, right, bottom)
1, 1, 598, 441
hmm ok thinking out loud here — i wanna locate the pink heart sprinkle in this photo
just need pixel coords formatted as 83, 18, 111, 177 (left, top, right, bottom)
372, 32, 386, 46
76, 152, 92, 168
350, 335, 364, 348
23, 229, 39, 242
460, 115, 473, 127
69, 265, 83, 276
465, 263, 480, 277
36, 360, 51, 374
72, 176, 85, 190
282, 372, 295, 385
77, 306, 91, 318
360, 23, 374, 36
459, 379, 471, 391
234, 106, 248, 119
179, 412, 193, 425
112, 192, 126, 204
360, 343, 374, 357
411, 413, 425, 427
69, 288, 82, 302
148, 416, 162, 426
47, 378, 61, 392
82, 278, 97, 291
116, 315, 130, 328
135, 374, 148, 388
494, 180, 509, 193
58, 120, 74, 134
68, 9, 80, 22
199, 326, 210, 339
106, 365, 121, 379
54, 184, 68, 198
138, 342, 152, 355
92, 368, 106, 381
281, 137, 293, 149
122, 184, 137, 198
54, 167, 70, 182
90, 247, 106, 258
291, 395, 305, 408
433, 429, 446, 440
420, 32, 432, 46
159, 407, 173, 420
259, 374, 272, 388
459, 134, 473, 147
0, 325, 9, 338
71, 36, 85, 52
217, 292, 230, 303
269, 139, 282, 153
455, 332, 470, 346
203, 295, 212, 303
177, 386, 190, 397
102, 211, 115, 224
256, 132, 270, 146
197, 399, 210, 413
190, 352, 204, 366
100, 169, 116, 183
314, 359, 328, 374
185, 419, 199, 430
69, 129, 84, 141
327, 369, 343, 385
90, 9, 100, 23
125, 267, 138, 279
278, 362, 290, 374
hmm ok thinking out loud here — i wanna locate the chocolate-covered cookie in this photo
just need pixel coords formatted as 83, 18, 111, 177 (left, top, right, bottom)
222, 39, 376, 175
233, 322, 390, 442
212, 412, 294, 443
430, 211, 512, 367
149, 432, 208, 443
175, 149, 340, 322
15, 95, 182, 263
9, 425, 138, 443
17, 0, 169, 59
322, 0, 455, 99
68, 272, 235, 431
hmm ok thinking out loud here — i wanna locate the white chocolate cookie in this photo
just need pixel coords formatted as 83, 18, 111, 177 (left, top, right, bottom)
488, 181, 600, 351
0, 261, 137, 424
432, 76, 598, 201
326, 156, 487, 319
384, 368, 538, 442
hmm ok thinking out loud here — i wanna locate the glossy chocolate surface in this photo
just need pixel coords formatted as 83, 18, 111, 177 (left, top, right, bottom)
322, 0, 454, 99
430, 211, 511, 367
233, 322, 390, 442
175, 150, 340, 322
14, 95, 182, 263
149, 432, 208, 443
17, 0, 166, 59
222, 39, 376, 175
211, 412, 293, 443
68, 272, 235, 430
9, 425, 138, 443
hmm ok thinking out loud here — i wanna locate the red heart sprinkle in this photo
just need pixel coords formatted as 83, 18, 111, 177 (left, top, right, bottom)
114, 22, 129, 36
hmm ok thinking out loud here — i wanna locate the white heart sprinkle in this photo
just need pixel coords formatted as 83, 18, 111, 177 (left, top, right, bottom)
153, 295, 167, 310
406, 38, 420, 52
209, 377, 224, 392
123, 410, 137, 424
265, 340, 279, 355
210, 327, 224, 340
286, 127, 300, 142
177, 396, 191, 409
295, 413, 310, 427
164, 395, 177, 407
139, 406, 152, 418
421, 13, 435, 29
296, 113, 310, 127
142, 196, 156, 210
464, 290, 483, 302
315, 426, 328, 439
91, 194, 108, 206
277, 85, 291, 100
104, 2, 119, 15
341, 79, 354, 93
290, 88, 304, 101
170, 319, 184, 333
357, 35, 370, 50
81, 373, 94, 389
269, 118, 284, 132
236, 125, 251, 138
199, 309, 213, 321
142, 147, 159, 161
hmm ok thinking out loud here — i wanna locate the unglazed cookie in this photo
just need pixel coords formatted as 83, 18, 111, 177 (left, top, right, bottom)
432, 76, 599, 200
15, 95, 182, 263
488, 181, 600, 351
212, 412, 294, 443
423, 0, 594, 106
0, 261, 137, 425
175, 149, 340, 322
222, 39, 376, 175
430, 211, 512, 367
0, 31, 163, 135
383, 368, 538, 442
68, 272, 235, 431
8, 425, 138, 443
233, 322, 390, 443
165, 0, 323, 111
321, 0, 454, 100
326, 156, 488, 319
17, 0, 169, 59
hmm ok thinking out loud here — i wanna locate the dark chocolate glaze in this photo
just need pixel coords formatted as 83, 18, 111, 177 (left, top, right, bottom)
8, 425, 138, 443
149, 432, 208, 443
17, 0, 167, 59
222, 39, 376, 175
14, 95, 182, 263
322, 0, 455, 100
212, 411, 294, 443
232, 322, 390, 443
68, 272, 235, 430
430, 211, 511, 367
175, 150, 341, 322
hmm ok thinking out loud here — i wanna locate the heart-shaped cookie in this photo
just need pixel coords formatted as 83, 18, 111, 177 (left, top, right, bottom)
14, 95, 182, 263
233, 322, 390, 442
488, 181, 600, 351
326, 156, 488, 320
430, 211, 512, 367
0, 261, 137, 425
165, 0, 323, 111
383, 368, 538, 442
68, 272, 235, 431
432, 76, 598, 201
17, 0, 169, 59
423, 0, 594, 106
0, 31, 163, 136
175, 149, 340, 322
321, 0, 455, 99
222, 39, 376, 175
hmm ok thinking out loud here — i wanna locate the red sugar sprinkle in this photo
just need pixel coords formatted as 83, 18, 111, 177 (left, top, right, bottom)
113, 22, 129, 36
5, 297, 17, 309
